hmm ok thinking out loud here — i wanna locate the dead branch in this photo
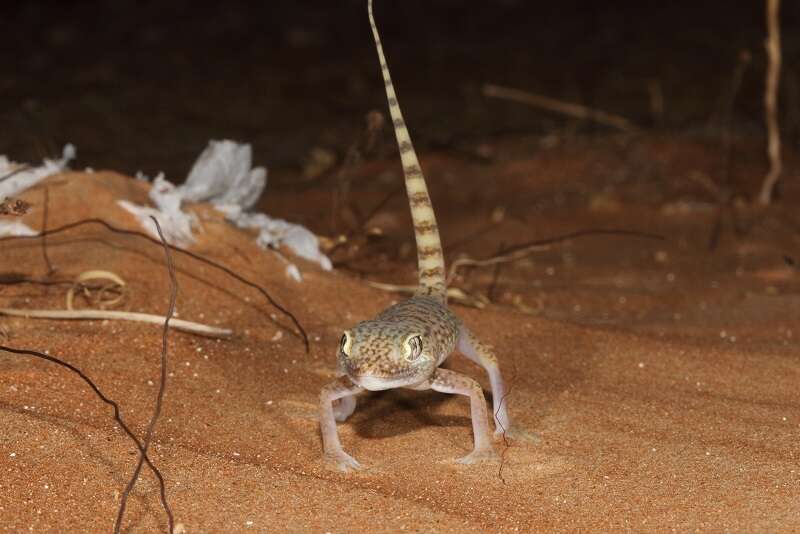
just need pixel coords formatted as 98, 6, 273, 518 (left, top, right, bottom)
707, 50, 752, 134
41, 186, 55, 274
0, 218, 309, 352
758, 0, 783, 205
116, 216, 177, 534
482, 83, 638, 133
331, 110, 385, 234
486, 241, 507, 302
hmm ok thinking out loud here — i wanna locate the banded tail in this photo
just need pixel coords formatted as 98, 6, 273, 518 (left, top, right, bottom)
368, 0, 447, 301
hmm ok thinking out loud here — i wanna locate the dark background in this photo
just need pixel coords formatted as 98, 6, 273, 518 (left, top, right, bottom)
2, 0, 799, 184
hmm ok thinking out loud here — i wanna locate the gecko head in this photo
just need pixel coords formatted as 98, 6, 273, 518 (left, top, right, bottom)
337, 321, 436, 391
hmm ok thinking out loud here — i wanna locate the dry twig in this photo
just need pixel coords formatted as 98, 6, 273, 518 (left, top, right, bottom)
758, 0, 783, 204
41, 186, 55, 275
482, 83, 638, 133
707, 50, 752, 135
331, 110, 385, 234
447, 229, 664, 284
685, 171, 748, 250
115, 216, 177, 534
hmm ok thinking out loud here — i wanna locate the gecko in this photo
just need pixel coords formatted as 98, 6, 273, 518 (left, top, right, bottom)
318, 0, 525, 472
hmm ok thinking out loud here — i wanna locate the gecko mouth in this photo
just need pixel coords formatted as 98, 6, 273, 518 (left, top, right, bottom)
340, 354, 428, 390
350, 373, 417, 391
344, 366, 421, 391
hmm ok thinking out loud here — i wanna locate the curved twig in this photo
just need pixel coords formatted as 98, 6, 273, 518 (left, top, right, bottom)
66, 270, 127, 310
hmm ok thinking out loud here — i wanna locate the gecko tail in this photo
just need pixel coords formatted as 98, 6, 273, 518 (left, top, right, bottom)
367, 0, 447, 301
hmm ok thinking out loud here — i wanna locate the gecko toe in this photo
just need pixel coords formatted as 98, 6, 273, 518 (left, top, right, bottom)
325, 451, 363, 472
455, 448, 498, 465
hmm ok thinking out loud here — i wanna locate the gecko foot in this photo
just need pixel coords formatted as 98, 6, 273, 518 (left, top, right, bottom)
494, 426, 541, 444
324, 451, 363, 472
456, 447, 499, 465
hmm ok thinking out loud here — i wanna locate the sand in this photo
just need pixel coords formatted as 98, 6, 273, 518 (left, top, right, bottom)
1, 137, 799, 532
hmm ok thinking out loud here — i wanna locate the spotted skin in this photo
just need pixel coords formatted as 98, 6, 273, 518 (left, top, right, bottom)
319, 0, 526, 472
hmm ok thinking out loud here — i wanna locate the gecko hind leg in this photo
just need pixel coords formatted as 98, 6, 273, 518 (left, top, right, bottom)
417, 368, 497, 464
457, 325, 538, 442
333, 394, 357, 422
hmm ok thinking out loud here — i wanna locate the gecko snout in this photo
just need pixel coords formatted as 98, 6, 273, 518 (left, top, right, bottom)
339, 354, 368, 378
342, 359, 377, 378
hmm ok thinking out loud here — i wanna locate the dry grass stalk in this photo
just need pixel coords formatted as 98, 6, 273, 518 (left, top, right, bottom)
757, 0, 783, 205
366, 281, 488, 308
0, 308, 232, 337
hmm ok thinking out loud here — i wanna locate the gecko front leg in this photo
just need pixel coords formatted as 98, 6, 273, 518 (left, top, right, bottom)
414, 368, 497, 464
332, 373, 357, 422
320, 375, 364, 471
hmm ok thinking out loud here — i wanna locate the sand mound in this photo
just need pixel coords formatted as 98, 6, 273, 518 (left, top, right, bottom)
1, 169, 799, 532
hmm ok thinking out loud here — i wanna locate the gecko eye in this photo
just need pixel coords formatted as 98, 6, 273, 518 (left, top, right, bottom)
405, 335, 423, 361
340, 332, 352, 356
